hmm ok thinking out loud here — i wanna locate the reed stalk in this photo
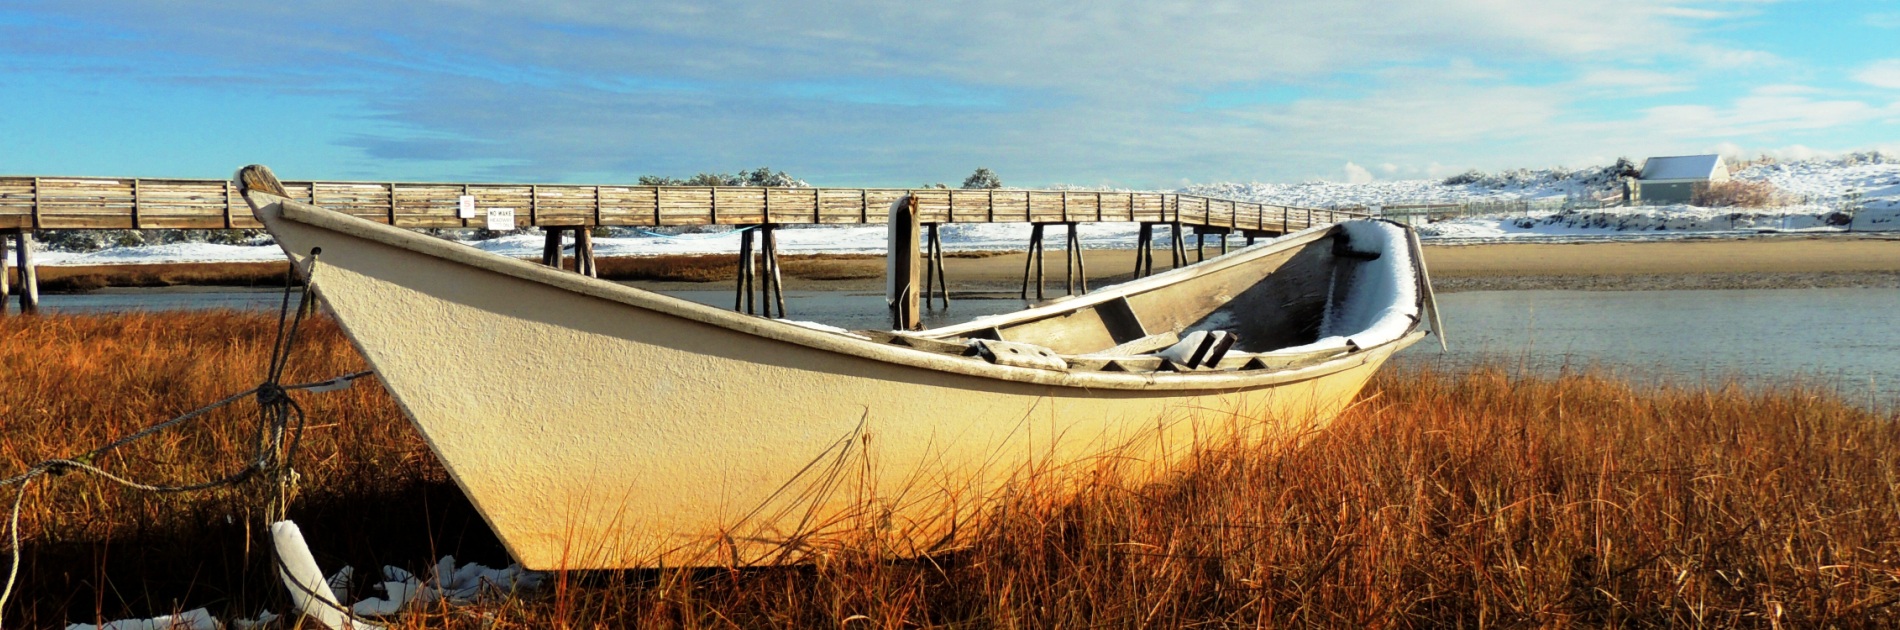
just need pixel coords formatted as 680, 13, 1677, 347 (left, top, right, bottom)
3, 312, 1897, 627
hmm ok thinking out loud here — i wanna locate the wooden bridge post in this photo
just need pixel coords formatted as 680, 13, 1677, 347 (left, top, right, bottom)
1134, 223, 1154, 278
1020, 223, 1047, 301
5, 230, 37, 314
0, 231, 9, 315
541, 227, 564, 268
574, 227, 597, 278
760, 224, 786, 318
888, 196, 921, 330
736, 227, 757, 315
1063, 222, 1088, 295
923, 223, 935, 307
1170, 221, 1187, 269
922, 223, 948, 309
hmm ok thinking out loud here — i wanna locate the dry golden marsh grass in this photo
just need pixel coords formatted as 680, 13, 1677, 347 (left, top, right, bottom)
3, 311, 1898, 627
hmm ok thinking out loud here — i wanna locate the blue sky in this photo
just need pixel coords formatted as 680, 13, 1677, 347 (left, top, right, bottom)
1, 1, 1896, 188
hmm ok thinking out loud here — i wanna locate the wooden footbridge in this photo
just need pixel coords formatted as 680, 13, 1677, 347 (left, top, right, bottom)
0, 175, 1364, 317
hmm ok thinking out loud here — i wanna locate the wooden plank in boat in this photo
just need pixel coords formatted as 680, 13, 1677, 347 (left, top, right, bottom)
1096, 330, 1180, 356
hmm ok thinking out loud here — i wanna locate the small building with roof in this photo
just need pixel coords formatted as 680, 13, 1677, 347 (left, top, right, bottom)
1635, 154, 1728, 205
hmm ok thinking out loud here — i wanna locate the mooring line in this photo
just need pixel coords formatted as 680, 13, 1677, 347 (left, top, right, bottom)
0, 253, 378, 628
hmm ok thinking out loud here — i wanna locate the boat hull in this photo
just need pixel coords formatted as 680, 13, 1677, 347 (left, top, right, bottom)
250, 193, 1419, 570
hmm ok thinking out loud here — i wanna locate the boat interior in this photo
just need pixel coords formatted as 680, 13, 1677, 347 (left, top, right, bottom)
847, 223, 1420, 375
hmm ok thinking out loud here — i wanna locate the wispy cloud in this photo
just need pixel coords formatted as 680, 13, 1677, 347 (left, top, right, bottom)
1855, 59, 1900, 90
1574, 69, 1692, 95
1635, 88, 1898, 138
0, 0, 1891, 184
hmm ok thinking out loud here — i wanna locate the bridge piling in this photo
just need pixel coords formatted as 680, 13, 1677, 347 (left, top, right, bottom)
760, 225, 785, 318
1170, 222, 1187, 269
1020, 224, 1049, 301
922, 223, 948, 309
1064, 222, 1088, 295
4, 230, 37, 314
574, 228, 597, 278
541, 228, 563, 268
736, 228, 756, 314
1134, 223, 1153, 278
1, 231, 8, 314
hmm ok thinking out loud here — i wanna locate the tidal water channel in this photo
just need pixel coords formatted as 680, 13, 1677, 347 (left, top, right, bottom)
33, 285, 1900, 403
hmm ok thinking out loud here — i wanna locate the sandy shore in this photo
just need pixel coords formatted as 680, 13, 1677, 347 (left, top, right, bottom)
20, 234, 1900, 294
1422, 235, 1900, 292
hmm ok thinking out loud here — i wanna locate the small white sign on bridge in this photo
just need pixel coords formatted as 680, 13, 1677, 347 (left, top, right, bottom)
485, 207, 516, 231
458, 194, 476, 219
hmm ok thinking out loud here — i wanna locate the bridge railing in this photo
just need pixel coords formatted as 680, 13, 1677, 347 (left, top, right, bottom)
0, 176, 1367, 232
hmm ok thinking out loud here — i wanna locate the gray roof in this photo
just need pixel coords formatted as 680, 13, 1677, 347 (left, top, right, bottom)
1640, 154, 1724, 181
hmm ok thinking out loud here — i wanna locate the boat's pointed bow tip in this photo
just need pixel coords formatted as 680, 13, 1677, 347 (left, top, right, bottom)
235, 164, 289, 197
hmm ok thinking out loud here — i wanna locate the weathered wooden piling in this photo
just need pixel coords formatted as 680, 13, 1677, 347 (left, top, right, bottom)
1, 231, 9, 314
1170, 222, 1187, 269
761, 224, 786, 318
541, 228, 563, 268
922, 223, 948, 309
732, 225, 787, 318
1063, 222, 1088, 295
888, 197, 921, 330
574, 228, 597, 278
1020, 223, 1048, 300
1134, 223, 1155, 278
3, 230, 37, 314
736, 227, 757, 314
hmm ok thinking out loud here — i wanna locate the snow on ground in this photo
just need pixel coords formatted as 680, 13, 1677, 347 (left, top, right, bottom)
68, 554, 544, 629
31, 155, 1900, 266
1414, 204, 1863, 243
38, 241, 290, 266
1184, 175, 1577, 208
1735, 159, 1900, 204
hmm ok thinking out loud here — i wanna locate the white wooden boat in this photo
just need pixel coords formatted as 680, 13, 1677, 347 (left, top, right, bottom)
235, 165, 1435, 570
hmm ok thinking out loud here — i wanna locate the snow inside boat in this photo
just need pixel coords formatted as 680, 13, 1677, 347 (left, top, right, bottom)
235, 165, 1434, 570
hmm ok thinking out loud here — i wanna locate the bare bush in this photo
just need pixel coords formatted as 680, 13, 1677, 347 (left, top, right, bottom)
1693, 180, 1782, 208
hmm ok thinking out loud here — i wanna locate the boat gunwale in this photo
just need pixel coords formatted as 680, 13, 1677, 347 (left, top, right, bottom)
246, 190, 1423, 392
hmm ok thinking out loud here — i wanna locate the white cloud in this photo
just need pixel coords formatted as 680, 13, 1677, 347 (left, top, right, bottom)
1635, 91, 1897, 139
1868, 12, 1900, 28
21, 0, 1774, 98
1855, 60, 1900, 89
2, 0, 1891, 185
1574, 69, 1690, 95
1343, 162, 1374, 184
